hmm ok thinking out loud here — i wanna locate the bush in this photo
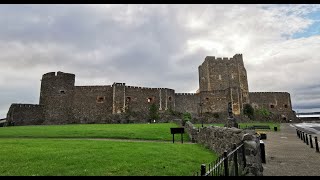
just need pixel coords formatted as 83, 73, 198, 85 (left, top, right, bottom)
149, 103, 160, 120
243, 104, 254, 119
182, 112, 192, 123
255, 107, 271, 116
213, 113, 220, 119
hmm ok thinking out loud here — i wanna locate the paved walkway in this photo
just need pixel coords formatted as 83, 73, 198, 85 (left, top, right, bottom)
262, 123, 320, 176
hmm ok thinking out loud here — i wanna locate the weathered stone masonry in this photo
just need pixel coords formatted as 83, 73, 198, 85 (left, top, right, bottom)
7, 54, 295, 125
184, 121, 263, 176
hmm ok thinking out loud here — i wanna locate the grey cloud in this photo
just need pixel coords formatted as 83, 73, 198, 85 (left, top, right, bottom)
1, 4, 320, 117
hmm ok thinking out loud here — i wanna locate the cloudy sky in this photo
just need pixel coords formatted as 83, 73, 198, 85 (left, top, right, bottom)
1, 4, 320, 118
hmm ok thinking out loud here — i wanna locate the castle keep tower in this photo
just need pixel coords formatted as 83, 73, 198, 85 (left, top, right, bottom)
198, 54, 249, 115
39, 71, 75, 124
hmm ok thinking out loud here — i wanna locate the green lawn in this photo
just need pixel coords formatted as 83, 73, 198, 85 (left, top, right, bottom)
0, 123, 189, 141
194, 122, 280, 131
0, 138, 216, 176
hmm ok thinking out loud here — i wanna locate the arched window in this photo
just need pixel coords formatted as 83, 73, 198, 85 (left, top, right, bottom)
284, 104, 288, 108
168, 96, 172, 101
126, 97, 131, 102
147, 98, 153, 103
270, 105, 275, 108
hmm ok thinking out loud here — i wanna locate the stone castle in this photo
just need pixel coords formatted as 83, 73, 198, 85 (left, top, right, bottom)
7, 54, 296, 125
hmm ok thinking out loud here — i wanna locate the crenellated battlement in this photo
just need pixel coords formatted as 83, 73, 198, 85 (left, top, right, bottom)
75, 86, 113, 92
112, 84, 175, 91
112, 82, 126, 86
204, 54, 243, 62
42, 71, 75, 79
42, 72, 56, 78
76, 85, 112, 88
250, 92, 289, 94
10, 103, 43, 108
175, 93, 196, 96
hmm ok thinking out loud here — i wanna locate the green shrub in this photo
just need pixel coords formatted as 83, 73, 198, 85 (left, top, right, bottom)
149, 103, 159, 120
213, 113, 220, 118
182, 112, 192, 122
243, 104, 254, 119
255, 107, 271, 116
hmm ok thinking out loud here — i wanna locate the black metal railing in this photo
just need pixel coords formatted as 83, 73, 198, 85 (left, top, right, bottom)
296, 129, 320, 153
193, 143, 246, 176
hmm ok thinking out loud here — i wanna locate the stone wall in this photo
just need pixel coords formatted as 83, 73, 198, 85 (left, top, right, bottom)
184, 121, 244, 154
124, 86, 175, 113
40, 71, 75, 124
174, 93, 199, 115
200, 90, 228, 114
6, 104, 44, 126
242, 133, 264, 176
72, 86, 113, 124
249, 92, 296, 121
198, 54, 249, 115
184, 121, 263, 176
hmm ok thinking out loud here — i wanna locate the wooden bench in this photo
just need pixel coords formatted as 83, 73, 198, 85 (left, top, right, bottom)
253, 125, 270, 129
247, 125, 270, 130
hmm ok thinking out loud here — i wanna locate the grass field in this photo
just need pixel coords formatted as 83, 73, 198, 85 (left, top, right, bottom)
0, 123, 216, 176
194, 122, 280, 131
0, 138, 216, 176
0, 123, 189, 141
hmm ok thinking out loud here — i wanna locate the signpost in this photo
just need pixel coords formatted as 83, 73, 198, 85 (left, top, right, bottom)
170, 128, 185, 144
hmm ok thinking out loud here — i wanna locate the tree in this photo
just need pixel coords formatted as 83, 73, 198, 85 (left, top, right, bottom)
243, 104, 254, 119
149, 103, 159, 121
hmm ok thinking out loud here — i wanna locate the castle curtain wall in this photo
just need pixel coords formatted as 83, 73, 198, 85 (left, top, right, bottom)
6, 54, 296, 125
72, 86, 113, 123
6, 104, 44, 126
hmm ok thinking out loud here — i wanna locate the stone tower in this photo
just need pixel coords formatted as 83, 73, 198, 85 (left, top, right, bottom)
198, 54, 249, 115
39, 71, 75, 124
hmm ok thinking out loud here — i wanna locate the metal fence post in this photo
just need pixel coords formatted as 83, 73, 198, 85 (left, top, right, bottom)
309, 135, 313, 148
223, 151, 229, 176
260, 141, 266, 163
300, 131, 303, 140
303, 132, 305, 142
298, 130, 301, 138
306, 133, 309, 145
233, 144, 239, 176
201, 164, 206, 176
242, 144, 246, 167
296, 129, 299, 138
315, 137, 319, 153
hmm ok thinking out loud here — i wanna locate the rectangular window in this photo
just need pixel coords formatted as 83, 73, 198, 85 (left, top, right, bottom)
96, 96, 105, 103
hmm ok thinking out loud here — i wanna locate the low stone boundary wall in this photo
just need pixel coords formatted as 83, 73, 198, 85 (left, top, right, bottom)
184, 121, 263, 176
